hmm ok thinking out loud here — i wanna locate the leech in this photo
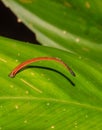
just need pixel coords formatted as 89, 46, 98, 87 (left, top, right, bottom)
9, 57, 76, 78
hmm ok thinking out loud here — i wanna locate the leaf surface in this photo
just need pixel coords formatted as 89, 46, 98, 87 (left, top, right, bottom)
0, 36, 102, 129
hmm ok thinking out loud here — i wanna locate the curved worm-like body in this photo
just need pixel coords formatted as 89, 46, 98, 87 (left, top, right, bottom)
9, 57, 75, 78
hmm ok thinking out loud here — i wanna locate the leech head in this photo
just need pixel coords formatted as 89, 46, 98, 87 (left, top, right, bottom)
8, 72, 15, 78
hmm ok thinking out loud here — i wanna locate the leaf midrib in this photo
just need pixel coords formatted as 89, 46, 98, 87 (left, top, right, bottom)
0, 96, 101, 112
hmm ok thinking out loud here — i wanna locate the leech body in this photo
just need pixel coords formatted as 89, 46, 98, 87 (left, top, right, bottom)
9, 57, 75, 78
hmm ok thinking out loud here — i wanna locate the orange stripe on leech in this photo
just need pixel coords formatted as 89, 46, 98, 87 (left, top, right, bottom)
9, 57, 76, 78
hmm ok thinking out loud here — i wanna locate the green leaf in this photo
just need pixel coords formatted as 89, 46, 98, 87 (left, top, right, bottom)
0, 36, 102, 130
1, 0, 102, 129
2, 0, 102, 63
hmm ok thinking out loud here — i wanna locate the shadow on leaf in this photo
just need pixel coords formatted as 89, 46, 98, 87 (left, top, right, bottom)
18, 65, 75, 87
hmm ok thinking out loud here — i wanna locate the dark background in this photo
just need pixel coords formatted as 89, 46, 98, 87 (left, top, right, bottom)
0, 1, 39, 44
